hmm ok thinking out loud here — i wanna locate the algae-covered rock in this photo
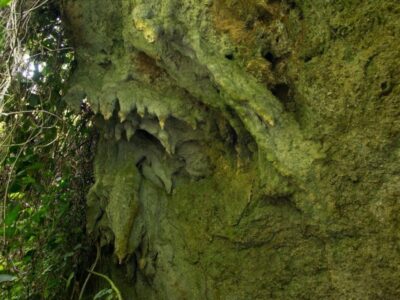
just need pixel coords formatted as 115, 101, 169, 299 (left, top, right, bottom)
63, 0, 400, 298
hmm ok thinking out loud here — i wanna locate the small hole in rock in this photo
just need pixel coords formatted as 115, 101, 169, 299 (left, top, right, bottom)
262, 50, 275, 63
226, 125, 238, 147
271, 84, 289, 102
271, 83, 296, 112
125, 74, 134, 81
225, 53, 234, 60
289, 1, 297, 9
380, 81, 392, 96
98, 59, 112, 69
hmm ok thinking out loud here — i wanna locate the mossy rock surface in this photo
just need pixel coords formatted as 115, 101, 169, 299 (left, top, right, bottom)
62, 0, 400, 299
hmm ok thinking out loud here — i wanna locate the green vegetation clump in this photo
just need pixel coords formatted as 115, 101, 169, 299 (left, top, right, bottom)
0, 1, 93, 298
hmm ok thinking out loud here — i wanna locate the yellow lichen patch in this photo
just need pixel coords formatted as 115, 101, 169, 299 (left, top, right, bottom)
212, 0, 258, 47
212, 0, 283, 84
212, 0, 280, 46
134, 19, 157, 43
246, 57, 275, 83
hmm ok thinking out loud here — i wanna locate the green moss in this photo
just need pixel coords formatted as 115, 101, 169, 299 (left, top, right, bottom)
63, 0, 400, 298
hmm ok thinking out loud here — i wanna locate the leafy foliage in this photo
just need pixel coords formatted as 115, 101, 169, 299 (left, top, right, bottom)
0, 1, 94, 299
0, 0, 11, 9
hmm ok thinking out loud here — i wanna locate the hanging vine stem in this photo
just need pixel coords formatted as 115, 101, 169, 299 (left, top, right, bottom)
88, 270, 124, 300
0, 0, 27, 109
2, 138, 25, 250
78, 243, 100, 300
77, 243, 124, 299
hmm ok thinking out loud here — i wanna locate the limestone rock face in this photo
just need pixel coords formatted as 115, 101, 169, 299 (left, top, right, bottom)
62, 0, 400, 298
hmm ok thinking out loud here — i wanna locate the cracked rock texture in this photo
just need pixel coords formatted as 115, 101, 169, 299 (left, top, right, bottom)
62, 0, 400, 299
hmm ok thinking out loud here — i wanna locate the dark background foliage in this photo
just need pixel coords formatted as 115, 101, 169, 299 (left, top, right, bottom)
0, 1, 94, 298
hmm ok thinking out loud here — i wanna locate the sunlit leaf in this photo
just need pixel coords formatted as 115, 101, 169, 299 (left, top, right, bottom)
0, 274, 16, 283
8, 192, 25, 200
0, 0, 11, 9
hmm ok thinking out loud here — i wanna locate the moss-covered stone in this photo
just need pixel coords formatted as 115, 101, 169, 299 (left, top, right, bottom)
62, 0, 400, 298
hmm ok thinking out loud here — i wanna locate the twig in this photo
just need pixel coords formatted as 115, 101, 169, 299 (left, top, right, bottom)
78, 243, 100, 300
2, 143, 23, 249
0, 109, 63, 121
22, 0, 50, 16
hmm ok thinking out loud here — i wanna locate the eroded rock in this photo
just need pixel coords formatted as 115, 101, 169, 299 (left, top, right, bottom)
63, 0, 400, 298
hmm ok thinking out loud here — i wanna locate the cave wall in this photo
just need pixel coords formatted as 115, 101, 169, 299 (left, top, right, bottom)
62, 0, 400, 299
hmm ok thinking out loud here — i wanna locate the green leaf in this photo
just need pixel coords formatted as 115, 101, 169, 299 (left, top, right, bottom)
5, 204, 20, 226
0, 274, 16, 283
0, 0, 11, 8
26, 162, 44, 171
63, 252, 75, 260
94, 288, 113, 299
66, 272, 74, 289
21, 175, 36, 185
8, 192, 25, 200
28, 94, 40, 107
4, 225, 16, 238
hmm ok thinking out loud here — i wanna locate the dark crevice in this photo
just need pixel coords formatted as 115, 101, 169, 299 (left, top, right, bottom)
262, 50, 275, 63
271, 83, 289, 101
262, 196, 292, 206
261, 195, 302, 213
225, 53, 234, 60
227, 123, 238, 147
271, 83, 296, 112
380, 81, 392, 96
136, 156, 147, 169
135, 129, 165, 151
112, 98, 121, 119
125, 74, 135, 81
288, 1, 297, 10
303, 55, 312, 63
261, 49, 279, 69
224, 106, 256, 157
98, 59, 112, 69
